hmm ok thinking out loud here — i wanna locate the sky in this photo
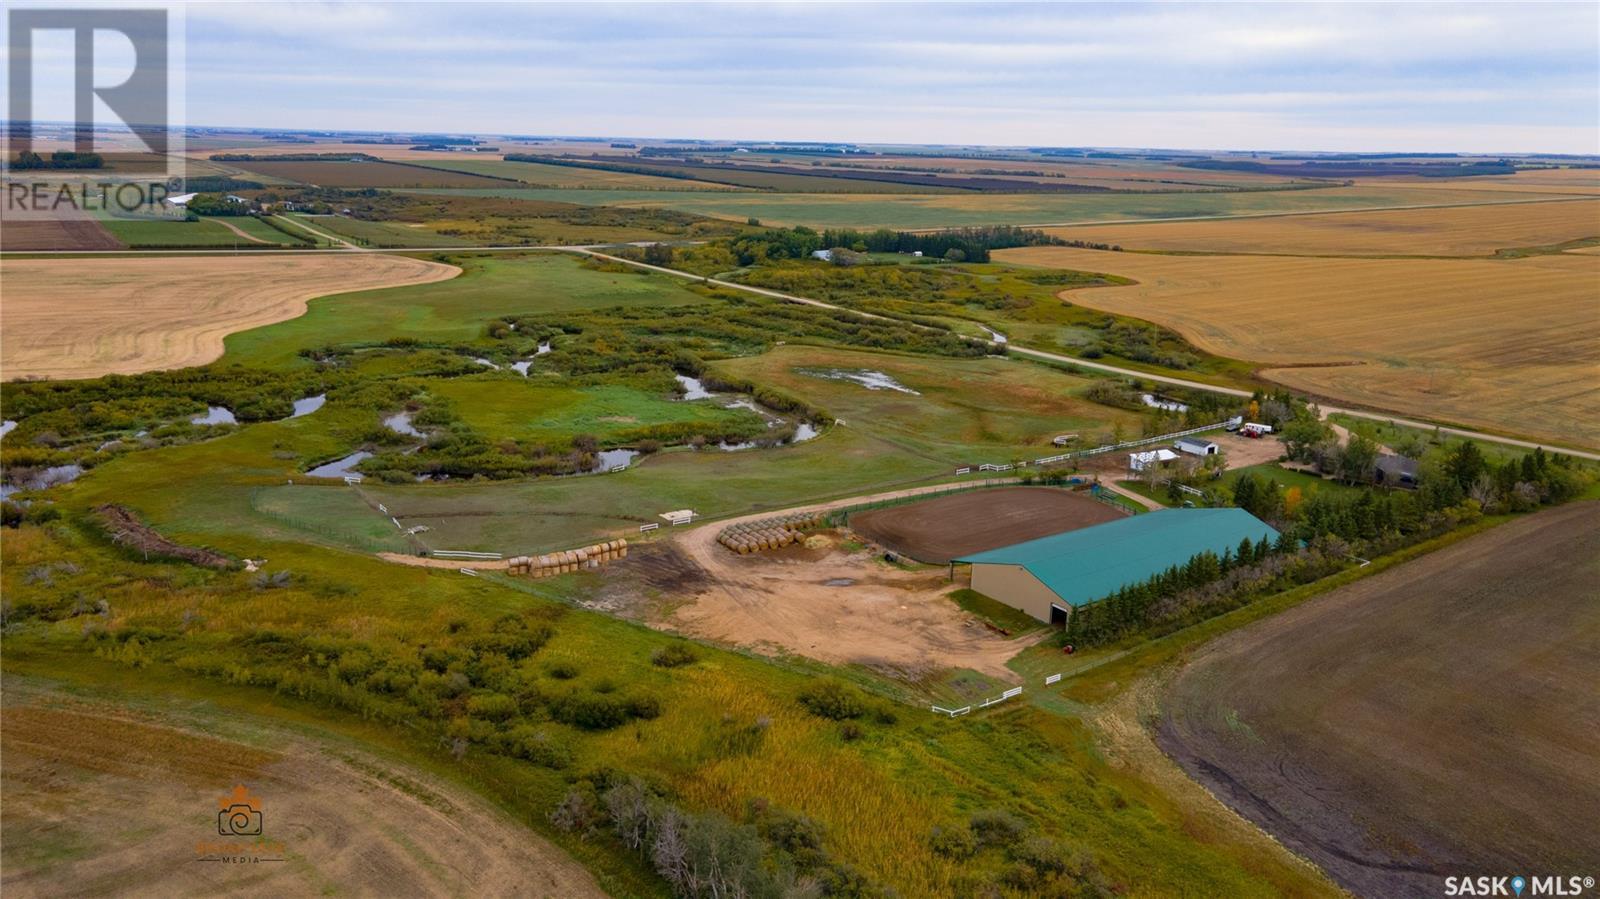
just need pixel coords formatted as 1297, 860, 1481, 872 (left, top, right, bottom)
21, 1, 1600, 153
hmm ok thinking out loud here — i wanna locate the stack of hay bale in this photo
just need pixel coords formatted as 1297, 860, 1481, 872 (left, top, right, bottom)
507, 539, 628, 577
717, 511, 826, 555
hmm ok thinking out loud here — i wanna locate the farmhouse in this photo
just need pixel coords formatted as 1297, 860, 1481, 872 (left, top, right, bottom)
955, 509, 1279, 625
1174, 436, 1219, 456
1373, 453, 1420, 488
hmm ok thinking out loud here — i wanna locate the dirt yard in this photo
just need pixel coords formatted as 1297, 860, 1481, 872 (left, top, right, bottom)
0, 678, 603, 898
1, 254, 458, 379
848, 486, 1121, 563
1158, 502, 1600, 897
597, 491, 1041, 682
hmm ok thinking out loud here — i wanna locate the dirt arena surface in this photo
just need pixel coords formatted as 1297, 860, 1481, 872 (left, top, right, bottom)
1, 254, 458, 379
0, 678, 603, 898
1044, 197, 1600, 257
999, 245, 1600, 448
848, 486, 1123, 563
1158, 502, 1600, 897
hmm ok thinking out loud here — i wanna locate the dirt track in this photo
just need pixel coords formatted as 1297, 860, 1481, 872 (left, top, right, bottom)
1, 254, 458, 379
1158, 502, 1600, 897
0, 680, 603, 898
849, 486, 1121, 563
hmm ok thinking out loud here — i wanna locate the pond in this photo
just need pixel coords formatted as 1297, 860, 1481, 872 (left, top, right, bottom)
797, 368, 920, 395
1, 463, 85, 498
511, 361, 533, 376
593, 449, 639, 471
981, 325, 1009, 344
0, 420, 16, 440
191, 406, 237, 426
306, 451, 372, 479
291, 394, 326, 418
473, 357, 499, 369
536, 341, 552, 355
384, 412, 424, 437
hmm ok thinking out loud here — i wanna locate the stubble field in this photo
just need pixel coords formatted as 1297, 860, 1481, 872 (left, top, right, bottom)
998, 245, 1600, 448
0, 254, 458, 379
1158, 501, 1600, 897
1045, 197, 1600, 256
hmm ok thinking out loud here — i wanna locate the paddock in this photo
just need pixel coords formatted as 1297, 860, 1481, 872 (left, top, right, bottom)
847, 486, 1124, 564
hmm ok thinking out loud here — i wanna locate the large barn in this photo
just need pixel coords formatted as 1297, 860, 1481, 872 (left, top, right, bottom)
954, 508, 1279, 625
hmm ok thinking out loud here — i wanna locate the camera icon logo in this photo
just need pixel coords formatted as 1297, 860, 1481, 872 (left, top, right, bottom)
216, 785, 264, 836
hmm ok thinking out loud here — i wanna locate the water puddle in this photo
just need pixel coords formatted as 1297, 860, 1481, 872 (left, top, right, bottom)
793, 422, 819, 442
473, 357, 499, 369
191, 406, 237, 426
306, 451, 372, 479
1142, 394, 1189, 413
593, 449, 639, 471
511, 361, 533, 376
797, 368, 920, 395
1, 464, 85, 497
0, 420, 16, 440
674, 373, 714, 400
291, 394, 326, 418
384, 412, 424, 437
536, 341, 552, 355
981, 325, 1008, 344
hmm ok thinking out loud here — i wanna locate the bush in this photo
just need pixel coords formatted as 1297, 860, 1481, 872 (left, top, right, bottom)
549, 692, 631, 730
625, 694, 662, 720
548, 662, 578, 679
797, 681, 865, 720
840, 721, 864, 742
929, 824, 978, 859
650, 643, 698, 668
969, 808, 1029, 846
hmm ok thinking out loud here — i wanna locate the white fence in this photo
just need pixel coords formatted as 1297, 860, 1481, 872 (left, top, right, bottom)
432, 549, 503, 560
962, 422, 1228, 474
978, 687, 1024, 709
639, 523, 660, 534
930, 704, 972, 718
1044, 673, 1062, 686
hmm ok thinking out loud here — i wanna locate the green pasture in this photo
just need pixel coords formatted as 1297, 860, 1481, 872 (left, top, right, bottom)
1220, 463, 1364, 499
99, 217, 258, 248
222, 252, 708, 369
405, 157, 743, 191
294, 215, 478, 248
210, 215, 312, 245
428, 377, 764, 444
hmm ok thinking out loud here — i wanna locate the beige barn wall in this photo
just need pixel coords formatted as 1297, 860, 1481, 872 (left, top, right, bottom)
969, 563, 1065, 623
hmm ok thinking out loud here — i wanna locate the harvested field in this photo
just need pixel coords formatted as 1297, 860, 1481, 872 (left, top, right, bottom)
848, 486, 1123, 564
998, 245, 1600, 448
230, 159, 515, 188
1046, 198, 1600, 257
0, 678, 603, 898
0, 217, 123, 251
1159, 502, 1600, 897
1, 254, 458, 379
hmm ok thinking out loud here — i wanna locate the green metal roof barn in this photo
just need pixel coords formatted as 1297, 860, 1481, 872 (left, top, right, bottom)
955, 508, 1279, 622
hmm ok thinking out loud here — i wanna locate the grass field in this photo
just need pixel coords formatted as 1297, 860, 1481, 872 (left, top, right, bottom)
1046, 197, 1600, 257
1219, 463, 1363, 499
284, 215, 478, 248
1159, 501, 1600, 896
223, 253, 706, 369
229, 159, 516, 188
200, 215, 312, 246
428, 377, 765, 444
407, 183, 1594, 229
0, 254, 458, 379
98, 217, 264, 248
998, 245, 1600, 448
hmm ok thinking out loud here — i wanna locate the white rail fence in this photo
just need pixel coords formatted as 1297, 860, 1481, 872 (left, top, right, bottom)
962, 422, 1229, 474
930, 704, 972, 718
1044, 673, 1062, 686
432, 549, 503, 560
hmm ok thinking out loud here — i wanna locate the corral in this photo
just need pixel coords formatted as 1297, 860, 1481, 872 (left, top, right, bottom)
848, 486, 1123, 564
1159, 501, 1600, 897
0, 254, 459, 379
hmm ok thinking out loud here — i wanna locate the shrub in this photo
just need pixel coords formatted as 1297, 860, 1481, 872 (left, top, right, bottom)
796, 680, 864, 720
549, 692, 630, 730
969, 808, 1029, 846
928, 824, 978, 859
839, 721, 864, 742
548, 662, 578, 679
650, 643, 698, 668
466, 692, 518, 722
625, 694, 662, 720
549, 787, 602, 835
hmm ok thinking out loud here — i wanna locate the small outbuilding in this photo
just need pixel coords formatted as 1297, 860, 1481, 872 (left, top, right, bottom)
1174, 437, 1219, 457
1129, 448, 1179, 472
1373, 454, 1420, 488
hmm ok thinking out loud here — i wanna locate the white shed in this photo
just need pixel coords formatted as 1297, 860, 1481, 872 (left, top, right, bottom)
1129, 448, 1179, 472
1174, 437, 1219, 456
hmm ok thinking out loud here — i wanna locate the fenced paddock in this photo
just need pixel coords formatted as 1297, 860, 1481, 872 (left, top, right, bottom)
847, 486, 1125, 564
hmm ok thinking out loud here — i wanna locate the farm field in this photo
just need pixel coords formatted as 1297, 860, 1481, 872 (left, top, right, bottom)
227, 158, 516, 188
0, 216, 123, 251
408, 157, 745, 190
1046, 197, 1600, 256
0, 674, 604, 898
98, 217, 275, 248
200, 215, 311, 246
281, 214, 478, 248
223, 252, 705, 368
848, 486, 1123, 564
0, 254, 458, 379
998, 245, 1600, 448
407, 183, 1595, 229
1159, 501, 1600, 897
